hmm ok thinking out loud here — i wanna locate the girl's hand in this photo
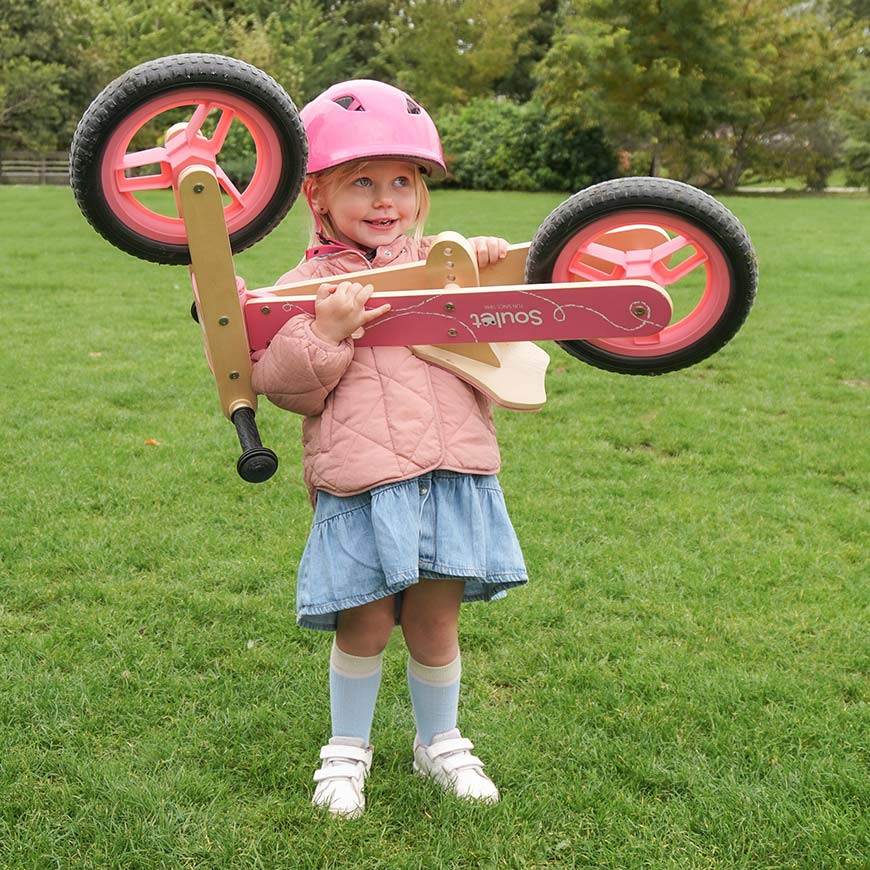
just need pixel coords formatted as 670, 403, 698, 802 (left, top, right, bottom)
468, 236, 509, 268
311, 281, 391, 345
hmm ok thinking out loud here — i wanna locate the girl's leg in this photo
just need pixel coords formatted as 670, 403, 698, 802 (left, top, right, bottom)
400, 578, 464, 664
401, 579, 499, 802
400, 579, 464, 743
330, 595, 396, 742
313, 596, 396, 818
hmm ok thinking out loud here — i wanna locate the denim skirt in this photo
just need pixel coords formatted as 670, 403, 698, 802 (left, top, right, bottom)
296, 470, 528, 631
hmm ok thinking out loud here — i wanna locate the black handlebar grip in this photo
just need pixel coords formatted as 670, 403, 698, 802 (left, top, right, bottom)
232, 407, 278, 483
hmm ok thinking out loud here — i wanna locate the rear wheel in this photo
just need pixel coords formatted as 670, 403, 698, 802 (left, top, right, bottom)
525, 178, 757, 374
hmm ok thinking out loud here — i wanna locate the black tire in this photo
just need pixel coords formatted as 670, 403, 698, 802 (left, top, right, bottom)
70, 54, 307, 265
526, 177, 758, 375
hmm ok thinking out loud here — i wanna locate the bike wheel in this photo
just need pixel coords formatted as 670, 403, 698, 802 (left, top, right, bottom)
70, 54, 307, 265
525, 177, 758, 375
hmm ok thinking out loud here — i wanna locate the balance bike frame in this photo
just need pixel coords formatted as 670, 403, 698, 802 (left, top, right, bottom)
179, 165, 673, 481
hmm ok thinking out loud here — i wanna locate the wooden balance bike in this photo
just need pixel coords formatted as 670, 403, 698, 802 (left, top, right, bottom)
70, 54, 758, 483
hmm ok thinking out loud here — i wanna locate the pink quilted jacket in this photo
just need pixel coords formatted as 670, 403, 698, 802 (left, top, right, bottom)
250, 237, 501, 502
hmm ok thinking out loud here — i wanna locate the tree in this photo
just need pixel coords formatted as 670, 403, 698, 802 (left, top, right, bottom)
491, 0, 562, 101
840, 63, 870, 187
327, 0, 403, 81
536, 0, 735, 176
371, 0, 475, 107
697, 0, 861, 188
226, 0, 363, 104
372, 0, 547, 110
462, 0, 546, 98
826, 0, 870, 187
0, 56, 65, 151
0, 0, 113, 150
824, 0, 870, 23
535, 0, 861, 187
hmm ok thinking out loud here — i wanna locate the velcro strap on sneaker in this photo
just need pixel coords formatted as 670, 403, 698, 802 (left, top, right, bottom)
426, 737, 473, 759
320, 744, 371, 764
440, 753, 484, 775
313, 763, 365, 783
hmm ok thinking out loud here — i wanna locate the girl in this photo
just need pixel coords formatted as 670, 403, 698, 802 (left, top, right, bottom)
250, 80, 528, 818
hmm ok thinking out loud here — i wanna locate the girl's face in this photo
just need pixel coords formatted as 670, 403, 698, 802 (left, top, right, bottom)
312, 160, 420, 250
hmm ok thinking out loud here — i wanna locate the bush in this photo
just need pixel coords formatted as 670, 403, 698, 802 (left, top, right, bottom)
437, 98, 616, 192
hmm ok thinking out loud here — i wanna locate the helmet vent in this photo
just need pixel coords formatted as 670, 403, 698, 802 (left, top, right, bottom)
405, 99, 422, 115
333, 95, 365, 111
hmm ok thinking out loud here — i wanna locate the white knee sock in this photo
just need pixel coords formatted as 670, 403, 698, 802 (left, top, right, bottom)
407, 653, 462, 745
329, 640, 383, 744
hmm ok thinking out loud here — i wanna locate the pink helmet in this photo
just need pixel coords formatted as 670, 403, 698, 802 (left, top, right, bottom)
300, 80, 446, 179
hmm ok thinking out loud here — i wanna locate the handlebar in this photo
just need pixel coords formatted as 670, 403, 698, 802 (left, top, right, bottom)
232, 407, 278, 483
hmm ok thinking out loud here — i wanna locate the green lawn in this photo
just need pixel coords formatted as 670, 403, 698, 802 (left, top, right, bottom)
1, 186, 867, 868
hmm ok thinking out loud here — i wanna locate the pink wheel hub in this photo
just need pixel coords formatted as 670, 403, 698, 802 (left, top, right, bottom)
552, 210, 732, 356
100, 88, 285, 245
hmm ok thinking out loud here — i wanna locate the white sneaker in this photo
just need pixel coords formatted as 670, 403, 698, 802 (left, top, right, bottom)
413, 729, 500, 803
312, 736, 373, 818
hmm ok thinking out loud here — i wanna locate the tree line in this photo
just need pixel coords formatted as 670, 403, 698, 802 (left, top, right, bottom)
2, 0, 867, 190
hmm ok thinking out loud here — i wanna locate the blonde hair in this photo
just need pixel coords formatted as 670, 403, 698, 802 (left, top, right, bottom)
303, 159, 431, 247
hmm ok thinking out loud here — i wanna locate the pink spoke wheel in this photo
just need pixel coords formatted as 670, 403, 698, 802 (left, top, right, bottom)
70, 54, 307, 265
526, 178, 757, 374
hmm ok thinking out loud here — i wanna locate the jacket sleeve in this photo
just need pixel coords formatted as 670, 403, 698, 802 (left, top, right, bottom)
250, 314, 354, 417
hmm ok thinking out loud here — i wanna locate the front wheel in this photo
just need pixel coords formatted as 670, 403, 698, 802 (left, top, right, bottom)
70, 54, 307, 265
525, 178, 758, 375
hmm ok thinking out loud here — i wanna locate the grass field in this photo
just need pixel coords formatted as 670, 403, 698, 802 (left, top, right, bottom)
1, 185, 867, 869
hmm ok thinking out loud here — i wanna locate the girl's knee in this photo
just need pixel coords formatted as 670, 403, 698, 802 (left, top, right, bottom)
401, 608, 460, 665
336, 596, 395, 656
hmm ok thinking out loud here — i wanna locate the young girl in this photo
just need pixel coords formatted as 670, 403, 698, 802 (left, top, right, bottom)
249, 80, 528, 818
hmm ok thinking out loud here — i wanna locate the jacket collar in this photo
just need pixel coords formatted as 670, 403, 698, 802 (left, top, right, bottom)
305, 234, 407, 264
305, 235, 373, 261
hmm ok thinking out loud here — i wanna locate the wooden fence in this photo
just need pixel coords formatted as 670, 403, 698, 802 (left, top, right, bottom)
0, 151, 69, 185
